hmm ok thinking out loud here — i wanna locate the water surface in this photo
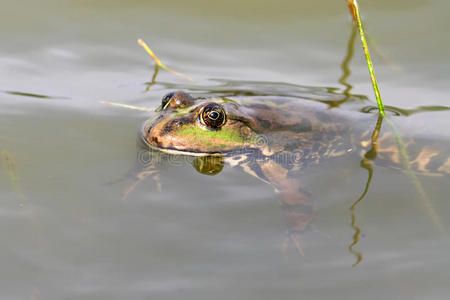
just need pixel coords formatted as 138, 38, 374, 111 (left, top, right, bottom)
1, 1, 450, 299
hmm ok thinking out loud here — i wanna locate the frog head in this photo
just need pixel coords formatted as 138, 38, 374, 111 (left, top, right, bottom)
142, 91, 260, 155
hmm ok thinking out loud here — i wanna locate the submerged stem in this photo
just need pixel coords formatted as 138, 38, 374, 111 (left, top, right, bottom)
386, 118, 448, 237
349, 114, 383, 266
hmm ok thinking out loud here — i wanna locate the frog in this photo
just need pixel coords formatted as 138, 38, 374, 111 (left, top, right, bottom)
139, 90, 450, 254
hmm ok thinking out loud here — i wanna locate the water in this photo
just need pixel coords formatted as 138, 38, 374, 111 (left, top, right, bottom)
1, 0, 450, 299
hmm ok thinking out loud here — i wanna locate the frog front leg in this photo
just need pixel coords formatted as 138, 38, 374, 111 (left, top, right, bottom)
118, 147, 164, 200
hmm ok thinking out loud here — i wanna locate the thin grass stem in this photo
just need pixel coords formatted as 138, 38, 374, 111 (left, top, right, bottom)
347, 0, 385, 116
100, 101, 153, 112
138, 39, 193, 82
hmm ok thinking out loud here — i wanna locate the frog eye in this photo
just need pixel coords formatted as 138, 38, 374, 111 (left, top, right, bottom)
199, 103, 226, 129
159, 91, 194, 111
161, 92, 175, 109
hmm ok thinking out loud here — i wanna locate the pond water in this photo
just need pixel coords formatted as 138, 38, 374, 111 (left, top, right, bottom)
1, 0, 450, 299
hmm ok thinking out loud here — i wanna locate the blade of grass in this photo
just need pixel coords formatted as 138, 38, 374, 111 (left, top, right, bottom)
347, 0, 385, 116
347, 0, 447, 237
100, 101, 153, 112
138, 39, 193, 82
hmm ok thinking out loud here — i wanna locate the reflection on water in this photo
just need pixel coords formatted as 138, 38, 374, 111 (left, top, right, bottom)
349, 114, 383, 266
361, 104, 450, 116
1, 149, 27, 206
144, 65, 160, 92
4, 91, 55, 99
146, 78, 369, 106
335, 23, 357, 109
192, 156, 225, 176
337, 22, 374, 266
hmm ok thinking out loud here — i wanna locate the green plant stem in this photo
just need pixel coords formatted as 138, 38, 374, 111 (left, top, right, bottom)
349, 0, 385, 116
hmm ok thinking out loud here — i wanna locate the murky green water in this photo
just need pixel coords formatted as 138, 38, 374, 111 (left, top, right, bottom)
1, 0, 450, 299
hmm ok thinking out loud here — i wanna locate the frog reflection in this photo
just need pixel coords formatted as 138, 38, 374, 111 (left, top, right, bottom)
192, 155, 224, 176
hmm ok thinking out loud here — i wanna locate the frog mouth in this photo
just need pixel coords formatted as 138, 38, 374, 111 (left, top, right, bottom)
140, 121, 228, 156
145, 142, 226, 156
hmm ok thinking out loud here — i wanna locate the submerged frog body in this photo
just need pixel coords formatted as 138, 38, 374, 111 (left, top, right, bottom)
140, 91, 450, 253
143, 91, 352, 162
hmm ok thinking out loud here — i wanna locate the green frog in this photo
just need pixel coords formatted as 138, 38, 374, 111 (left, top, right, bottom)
139, 91, 450, 253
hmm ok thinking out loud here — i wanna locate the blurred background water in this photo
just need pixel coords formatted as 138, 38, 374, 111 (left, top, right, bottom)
1, 0, 450, 299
